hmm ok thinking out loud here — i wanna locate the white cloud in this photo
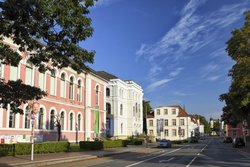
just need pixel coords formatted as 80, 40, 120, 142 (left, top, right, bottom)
147, 79, 172, 92
94, 0, 120, 7
202, 62, 218, 77
135, 0, 248, 82
173, 91, 192, 96
169, 67, 184, 77
206, 75, 220, 82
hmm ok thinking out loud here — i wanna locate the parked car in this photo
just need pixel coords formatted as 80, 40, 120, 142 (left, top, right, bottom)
223, 137, 233, 143
157, 139, 172, 148
190, 136, 199, 143
232, 137, 245, 148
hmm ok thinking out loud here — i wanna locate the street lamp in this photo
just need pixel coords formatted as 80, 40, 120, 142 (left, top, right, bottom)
30, 102, 40, 161
145, 101, 150, 148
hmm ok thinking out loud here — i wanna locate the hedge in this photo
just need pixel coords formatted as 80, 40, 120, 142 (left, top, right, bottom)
125, 138, 144, 145
0, 142, 70, 156
79, 140, 127, 150
0, 144, 15, 156
171, 140, 188, 144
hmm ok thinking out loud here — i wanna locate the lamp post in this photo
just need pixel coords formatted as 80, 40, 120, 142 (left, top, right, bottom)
145, 101, 150, 148
30, 102, 40, 161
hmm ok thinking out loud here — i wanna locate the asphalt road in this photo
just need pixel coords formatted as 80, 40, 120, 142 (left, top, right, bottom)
46, 137, 250, 167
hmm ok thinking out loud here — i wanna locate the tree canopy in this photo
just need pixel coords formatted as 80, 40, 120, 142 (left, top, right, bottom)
143, 100, 153, 133
219, 11, 250, 127
198, 115, 211, 134
0, 0, 95, 113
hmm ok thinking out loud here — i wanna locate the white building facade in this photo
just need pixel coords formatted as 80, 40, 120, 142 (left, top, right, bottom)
147, 105, 204, 141
97, 72, 143, 139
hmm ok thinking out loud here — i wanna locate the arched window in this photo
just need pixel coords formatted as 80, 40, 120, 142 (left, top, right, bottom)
121, 123, 123, 134
77, 80, 82, 102
25, 60, 33, 85
50, 70, 56, 95
70, 113, 73, 131
69, 77, 74, 100
95, 85, 99, 106
60, 73, 66, 98
24, 106, 30, 129
9, 110, 16, 128
50, 110, 55, 130
106, 88, 110, 97
120, 104, 123, 116
77, 114, 81, 131
38, 108, 44, 129
135, 103, 138, 113
106, 103, 111, 115
60, 112, 65, 130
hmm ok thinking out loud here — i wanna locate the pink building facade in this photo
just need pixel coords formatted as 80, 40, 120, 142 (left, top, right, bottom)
0, 38, 108, 143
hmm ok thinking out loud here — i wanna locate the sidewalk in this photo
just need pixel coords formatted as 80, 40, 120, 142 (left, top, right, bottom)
0, 144, 157, 167
237, 141, 250, 157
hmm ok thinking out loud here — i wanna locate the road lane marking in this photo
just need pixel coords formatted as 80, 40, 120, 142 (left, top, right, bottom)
159, 157, 175, 163
186, 142, 209, 167
136, 150, 165, 158
125, 146, 188, 167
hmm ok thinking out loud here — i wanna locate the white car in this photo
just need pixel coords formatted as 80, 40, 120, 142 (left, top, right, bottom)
157, 139, 172, 148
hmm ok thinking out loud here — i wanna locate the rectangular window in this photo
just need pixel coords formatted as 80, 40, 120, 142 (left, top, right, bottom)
157, 109, 160, 115
180, 119, 185, 126
164, 109, 168, 115
164, 129, 169, 137
149, 130, 153, 135
172, 119, 176, 126
50, 71, 56, 96
25, 66, 33, 85
149, 120, 153, 126
10, 66, 18, 81
172, 109, 176, 115
172, 129, 177, 136
39, 72, 45, 90
164, 119, 168, 126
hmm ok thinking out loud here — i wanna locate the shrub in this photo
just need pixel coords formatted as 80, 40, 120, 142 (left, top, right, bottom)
79, 141, 103, 150
126, 138, 144, 145
0, 141, 70, 156
0, 144, 14, 156
171, 140, 188, 144
79, 140, 127, 150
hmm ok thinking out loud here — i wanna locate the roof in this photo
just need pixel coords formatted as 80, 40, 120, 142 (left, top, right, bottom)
96, 71, 118, 80
147, 112, 154, 118
177, 106, 189, 117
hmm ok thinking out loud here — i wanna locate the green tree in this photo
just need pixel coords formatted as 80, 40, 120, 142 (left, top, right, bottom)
143, 100, 153, 133
0, 0, 95, 113
198, 115, 211, 134
219, 11, 250, 126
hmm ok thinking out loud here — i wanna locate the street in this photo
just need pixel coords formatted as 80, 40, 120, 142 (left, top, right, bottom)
45, 137, 250, 167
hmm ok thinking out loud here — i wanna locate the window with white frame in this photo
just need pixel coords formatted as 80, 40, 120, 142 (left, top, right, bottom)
149, 130, 153, 135
172, 108, 176, 115
164, 109, 168, 115
9, 110, 16, 128
60, 73, 66, 98
69, 113, 73, 131
77, 114, 81, 131
69, 76, 74, 100
106, 103, 111, 115
120, 104, 123, 116
121, 123, 123, 134
172, 119, 176, 126
106, 88, 110, 97
25, 61, 33, 85
39, 72, 45, 91
50, 110, 55, 130
157, 109, 160, 115
164, 129, 169, 137
10, 65, 18, 81
77, 80, 82, 102
95, 85, 99, 106
38, 108, 44, 129
149, 120, 153, 126
164, 119, 168, 126
172, 129, 177, 136
180, 119, 185, 126
60, 112, 65, 130
50, 70, 56, 96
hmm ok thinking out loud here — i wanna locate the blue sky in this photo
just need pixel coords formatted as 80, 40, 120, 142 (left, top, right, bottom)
82, 0, 250, 119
